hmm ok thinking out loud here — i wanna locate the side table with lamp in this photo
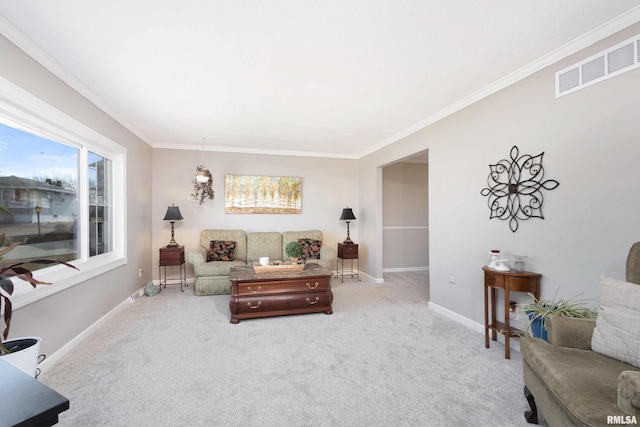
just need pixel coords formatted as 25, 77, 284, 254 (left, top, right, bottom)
159, 204, 186, 292
336, 207, 360, 282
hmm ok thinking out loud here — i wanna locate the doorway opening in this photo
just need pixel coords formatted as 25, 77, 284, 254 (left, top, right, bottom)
380, 149, 429, 297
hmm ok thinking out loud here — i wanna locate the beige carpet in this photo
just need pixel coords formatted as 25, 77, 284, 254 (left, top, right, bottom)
41, 272, 546, 426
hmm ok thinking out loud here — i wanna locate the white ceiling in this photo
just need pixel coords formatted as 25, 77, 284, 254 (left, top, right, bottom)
1, 1, 639, 159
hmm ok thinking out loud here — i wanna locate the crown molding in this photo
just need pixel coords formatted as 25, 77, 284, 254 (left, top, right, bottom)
0, 14, 153, 146
2, 6, 640, 160
153, 142, 359, 160
357, 5, 640, 159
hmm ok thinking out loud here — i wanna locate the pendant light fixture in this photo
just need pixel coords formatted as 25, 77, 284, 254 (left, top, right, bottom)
191, 137, 215, 204
195, 138, 210, 183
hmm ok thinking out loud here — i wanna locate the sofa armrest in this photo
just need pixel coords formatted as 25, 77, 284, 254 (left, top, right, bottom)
546, 314, 596, 350
187, 247, 207, 266
618, 370, 640, 417
320, 245, 336, 261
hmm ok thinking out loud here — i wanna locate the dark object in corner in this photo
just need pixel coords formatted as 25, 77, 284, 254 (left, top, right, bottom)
524, 386, 539, 424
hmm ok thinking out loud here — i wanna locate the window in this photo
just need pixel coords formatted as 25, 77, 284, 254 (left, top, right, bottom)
88, 152, 112, 257
0, 124, 79, 271
0, 74, 126, 306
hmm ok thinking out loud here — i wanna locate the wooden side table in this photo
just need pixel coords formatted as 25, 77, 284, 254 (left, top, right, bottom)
159, 245, 186, 292
337, 243, 360, 282
483, 266, 541, 359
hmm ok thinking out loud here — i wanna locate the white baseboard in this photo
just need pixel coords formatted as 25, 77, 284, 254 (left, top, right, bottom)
382, 266, 429, 273
427, 301, 520, 353
352, 270, 383, 283
39, 286, 144, 373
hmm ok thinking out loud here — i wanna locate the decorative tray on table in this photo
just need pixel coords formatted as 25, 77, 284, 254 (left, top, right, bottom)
252, 261, 305, 273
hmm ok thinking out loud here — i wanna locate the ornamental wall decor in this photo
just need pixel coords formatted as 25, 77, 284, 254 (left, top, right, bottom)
480, 145, 559, 232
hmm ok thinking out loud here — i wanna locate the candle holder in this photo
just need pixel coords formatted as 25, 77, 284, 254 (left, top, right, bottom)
488, 250, 500, 269
514, 255, 527, 272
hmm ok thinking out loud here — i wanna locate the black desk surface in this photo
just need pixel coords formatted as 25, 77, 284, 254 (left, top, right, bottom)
0, 358, 69, 427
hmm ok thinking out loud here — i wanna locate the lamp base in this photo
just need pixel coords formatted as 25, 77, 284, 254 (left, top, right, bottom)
167, 222, 179, 247
343, 220, 354, 244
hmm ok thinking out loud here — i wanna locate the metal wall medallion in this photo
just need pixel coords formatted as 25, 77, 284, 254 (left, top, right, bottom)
481, 146, 559, 232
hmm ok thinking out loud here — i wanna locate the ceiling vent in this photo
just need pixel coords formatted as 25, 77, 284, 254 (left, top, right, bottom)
556, 34, 640, 97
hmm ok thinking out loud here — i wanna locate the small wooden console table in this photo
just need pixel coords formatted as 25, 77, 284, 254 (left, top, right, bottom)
336, 243, 360, 282
483, 266, 541, 359
159, 245, 186, 292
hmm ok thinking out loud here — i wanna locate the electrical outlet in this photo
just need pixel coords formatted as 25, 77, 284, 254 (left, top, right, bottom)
448, 274, 456, 284
138, 268, 143, 278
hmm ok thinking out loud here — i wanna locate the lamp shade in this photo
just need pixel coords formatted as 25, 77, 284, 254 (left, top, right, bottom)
195, 170, 210, 183
339, 207, 356, 221
163, 205, 183, 221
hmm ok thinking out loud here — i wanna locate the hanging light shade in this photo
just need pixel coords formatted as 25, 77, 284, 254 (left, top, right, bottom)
196, 169, 209, 183
195, 138, 210, 183
191, 137, 215, 204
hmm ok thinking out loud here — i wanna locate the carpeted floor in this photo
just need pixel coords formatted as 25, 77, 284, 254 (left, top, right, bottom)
41, 272, 546, 426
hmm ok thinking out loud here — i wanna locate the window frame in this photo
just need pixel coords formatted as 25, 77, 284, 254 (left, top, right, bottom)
0, 74, 127, 310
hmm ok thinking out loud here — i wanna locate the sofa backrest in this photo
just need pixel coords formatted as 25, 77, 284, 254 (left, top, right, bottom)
247, 232, 282, 264
200, 229, 247, 262
627, 242, 640, 285
282, 230, 323, 260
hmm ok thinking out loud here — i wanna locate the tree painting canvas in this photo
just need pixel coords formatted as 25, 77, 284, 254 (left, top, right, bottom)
224, 175, 302, 214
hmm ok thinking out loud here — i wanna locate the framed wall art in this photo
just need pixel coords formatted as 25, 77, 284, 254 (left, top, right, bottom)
224, 174, 302, 214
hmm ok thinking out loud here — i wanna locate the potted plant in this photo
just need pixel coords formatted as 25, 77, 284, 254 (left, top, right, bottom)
0, 230, 77, 375
517, 290, 597, 341
285, 241, 303, 264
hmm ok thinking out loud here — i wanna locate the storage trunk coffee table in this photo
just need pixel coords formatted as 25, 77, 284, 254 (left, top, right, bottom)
229, 263, 333, 324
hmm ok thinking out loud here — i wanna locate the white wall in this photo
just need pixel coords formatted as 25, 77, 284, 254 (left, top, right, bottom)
359, 23, 640, 327
0, 34, 153, 357
151, 149, 358, 279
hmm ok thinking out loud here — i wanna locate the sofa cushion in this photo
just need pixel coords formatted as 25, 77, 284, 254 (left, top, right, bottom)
200, 230, 247, 261
282, 230, 323, 260
246, 232, 283, 264
591, 276, 640, 368
298, 238, 322, 260
521, 337, 640, 425
207, 240, 236, 261
195, 259, 247, 277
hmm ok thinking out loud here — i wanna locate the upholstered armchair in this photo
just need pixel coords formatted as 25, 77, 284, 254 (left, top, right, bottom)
521, 242, 640, 426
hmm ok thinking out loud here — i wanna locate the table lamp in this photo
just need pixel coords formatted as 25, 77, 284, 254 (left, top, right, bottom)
163, 204, 183, 247
339, 207, 356, 244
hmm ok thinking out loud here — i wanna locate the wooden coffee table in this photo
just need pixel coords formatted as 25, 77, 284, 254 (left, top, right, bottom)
229, 263, 333, 324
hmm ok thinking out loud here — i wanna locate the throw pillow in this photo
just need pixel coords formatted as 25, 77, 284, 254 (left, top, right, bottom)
298, 238, 322, 260
207, 240, 236, 262
591, 276, 640, 368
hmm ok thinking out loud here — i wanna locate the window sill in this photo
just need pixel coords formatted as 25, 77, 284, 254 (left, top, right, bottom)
7, 254, 126, 310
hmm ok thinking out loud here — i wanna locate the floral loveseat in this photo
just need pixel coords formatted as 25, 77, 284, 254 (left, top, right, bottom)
187, 229, 336, 296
